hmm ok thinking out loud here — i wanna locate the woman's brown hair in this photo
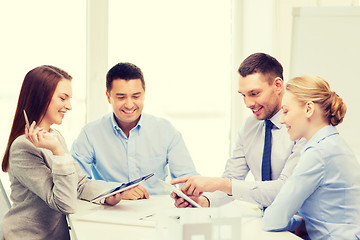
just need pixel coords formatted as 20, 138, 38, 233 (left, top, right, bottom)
2, 65, 72, 172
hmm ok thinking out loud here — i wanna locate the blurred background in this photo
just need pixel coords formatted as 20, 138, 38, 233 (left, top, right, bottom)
1, 0, 359, 189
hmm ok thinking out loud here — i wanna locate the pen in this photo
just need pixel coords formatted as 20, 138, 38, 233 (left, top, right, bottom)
139, 214, 154, 220
23, 109, 30, 129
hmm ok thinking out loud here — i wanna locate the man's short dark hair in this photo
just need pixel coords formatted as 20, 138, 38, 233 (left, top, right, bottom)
238, 53, 283, 83
106, 62, 145, 92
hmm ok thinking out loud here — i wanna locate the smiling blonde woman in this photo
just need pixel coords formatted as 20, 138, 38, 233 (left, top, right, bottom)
263, 75, 360, 240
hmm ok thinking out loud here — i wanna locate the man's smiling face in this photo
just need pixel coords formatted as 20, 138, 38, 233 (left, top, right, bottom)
238, 72, 283, 120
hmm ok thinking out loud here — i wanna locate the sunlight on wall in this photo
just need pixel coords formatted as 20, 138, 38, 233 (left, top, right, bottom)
0, 0, 86, 185
108, 0, 232, 176
0, 1, 232, 184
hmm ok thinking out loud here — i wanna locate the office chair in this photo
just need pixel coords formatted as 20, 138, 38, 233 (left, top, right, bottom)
66, 214, 78, 240
0, 179, 11, 237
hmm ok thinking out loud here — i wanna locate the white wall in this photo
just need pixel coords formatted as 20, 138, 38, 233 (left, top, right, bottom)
2, 0, 360, 189
106, 0, 232, 176
0, 0, 87, 191
243, 0, 360, 152
290, 6, 360, 158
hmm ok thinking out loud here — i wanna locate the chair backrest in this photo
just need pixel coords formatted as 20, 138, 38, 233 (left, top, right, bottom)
66, 215, 78, 240
0, 179, 11, 237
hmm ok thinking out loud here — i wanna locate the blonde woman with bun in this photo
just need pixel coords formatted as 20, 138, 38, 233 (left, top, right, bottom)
263, 76, 360, 239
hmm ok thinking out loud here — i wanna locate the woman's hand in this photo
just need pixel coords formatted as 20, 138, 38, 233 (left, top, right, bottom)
105, 189, 133, 206
25, 121, 64, 156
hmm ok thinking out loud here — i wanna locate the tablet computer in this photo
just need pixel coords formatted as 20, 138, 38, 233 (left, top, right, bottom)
91, 173, 154, 203
158, 179, 202, 208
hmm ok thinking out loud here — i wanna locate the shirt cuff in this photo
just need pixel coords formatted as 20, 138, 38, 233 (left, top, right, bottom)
287, 215, 303, 232
203, 190, 234, 207
52, 153, 76, 175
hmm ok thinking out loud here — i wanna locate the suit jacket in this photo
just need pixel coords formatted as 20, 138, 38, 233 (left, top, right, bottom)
1, 130, 106, 240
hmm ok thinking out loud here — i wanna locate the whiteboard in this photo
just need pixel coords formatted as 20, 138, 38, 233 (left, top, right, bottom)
290, 7, 360, 158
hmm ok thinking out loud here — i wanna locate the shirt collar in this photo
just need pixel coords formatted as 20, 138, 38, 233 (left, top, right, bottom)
137, 114, 144, 130
267, 109, 283, 129
110, 113, 143, 137
302, 125, 339, 153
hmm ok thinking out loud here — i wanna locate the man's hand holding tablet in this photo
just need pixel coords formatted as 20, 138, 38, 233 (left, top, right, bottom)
170, 191, 210, 208
158, 180, 203, 208
122, 185, 150, 200
169, 175, 233, 208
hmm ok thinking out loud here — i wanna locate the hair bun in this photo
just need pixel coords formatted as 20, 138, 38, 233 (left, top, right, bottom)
329, 91, 346, 126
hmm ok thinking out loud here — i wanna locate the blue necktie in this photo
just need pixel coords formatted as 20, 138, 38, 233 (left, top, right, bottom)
262, 119, 273, 181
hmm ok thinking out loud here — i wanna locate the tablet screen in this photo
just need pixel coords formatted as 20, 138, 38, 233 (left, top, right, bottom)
91, 173, 154, 203
109, 175, 149, 193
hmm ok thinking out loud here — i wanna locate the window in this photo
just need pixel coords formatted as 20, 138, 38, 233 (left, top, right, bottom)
0, 0, 86, 185
108, 0, 232, 175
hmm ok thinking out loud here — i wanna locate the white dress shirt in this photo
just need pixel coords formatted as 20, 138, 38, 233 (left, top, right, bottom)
205, 110, 306, 207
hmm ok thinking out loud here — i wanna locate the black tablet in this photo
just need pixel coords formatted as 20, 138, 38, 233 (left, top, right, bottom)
91, 173, 154, 203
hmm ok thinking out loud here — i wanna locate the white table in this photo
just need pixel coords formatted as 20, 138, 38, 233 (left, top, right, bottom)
69, 195, 301, 240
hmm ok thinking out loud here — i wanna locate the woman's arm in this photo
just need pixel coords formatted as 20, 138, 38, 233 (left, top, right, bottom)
263, 149, 324, 231
10, 136, 78, 214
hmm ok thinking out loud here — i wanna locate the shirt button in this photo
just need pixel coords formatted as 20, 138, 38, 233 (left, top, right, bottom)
129, 157, 133, 160
131, 175, 134, 178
